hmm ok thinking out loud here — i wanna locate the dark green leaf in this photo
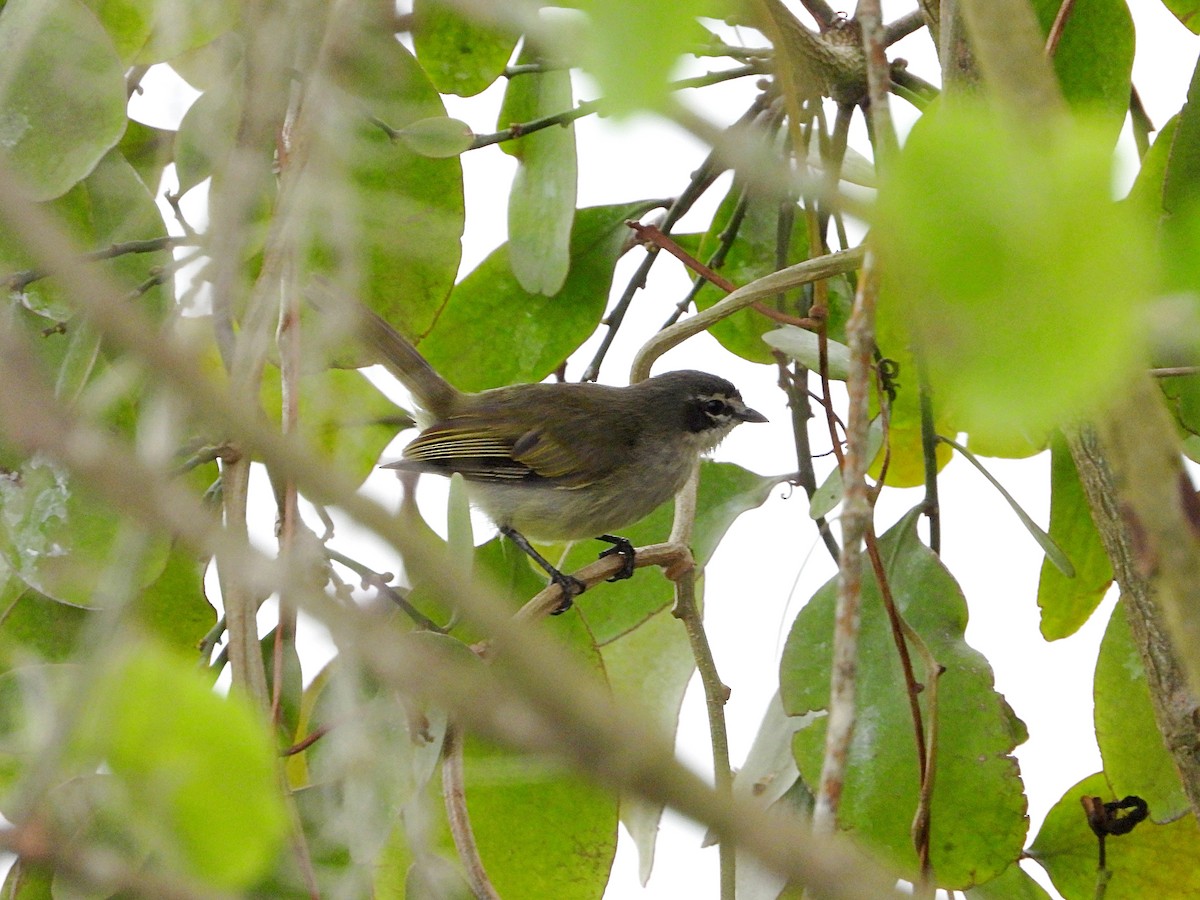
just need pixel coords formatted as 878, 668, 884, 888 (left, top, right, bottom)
419, 202, 655, 392
498, 53, 577, 295
117, 119, 175, 193
0, 585, 88, 664
780, 512, 1029, 889
0, 0, 126, 200
1094, 603, 1189, 822
129, 543, 215, 654
1031, 0, 1134, 139
1029, 772, 1200, 898
412, 0, 518, 97
1036, 437, 1113, 640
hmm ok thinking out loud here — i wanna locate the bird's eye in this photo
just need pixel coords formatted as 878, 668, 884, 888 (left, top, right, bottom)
703, 398, 727, 417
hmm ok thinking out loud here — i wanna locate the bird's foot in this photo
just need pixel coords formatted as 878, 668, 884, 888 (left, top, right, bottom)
597, 534, 637, 582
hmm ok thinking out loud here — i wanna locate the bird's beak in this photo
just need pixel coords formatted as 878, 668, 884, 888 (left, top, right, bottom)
734, 402, 768, 424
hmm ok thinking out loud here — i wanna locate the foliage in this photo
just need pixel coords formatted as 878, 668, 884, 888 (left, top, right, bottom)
0, 1, 1197, 898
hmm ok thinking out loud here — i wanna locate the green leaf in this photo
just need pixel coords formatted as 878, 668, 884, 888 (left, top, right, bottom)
81, 642, 288, 889
1029, 772, 1200, 898
875, 104, 1155, 448
117, 119, 175, 193
1159, 0, 1200, 34
498, 51, 577, 295
1036, 436, 1113, 640
599, 602, 696, 883
1094, 603, 1190, 822
780, 511, 1029, 889
764, 326, 852, 380
419, 201, 655, 392
1031, 0, 1135, 139
0, 0, 127, 200
296, 4, 464, 345
692, 184, 830, 364
1161, 54, 1200, 298
571, 461, 776, 643
412, 0, 518, 97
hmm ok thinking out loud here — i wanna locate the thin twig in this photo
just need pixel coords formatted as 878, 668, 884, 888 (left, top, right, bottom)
443, 724, 502, 900
326, 547, 446, 632
4, 237, 185, 292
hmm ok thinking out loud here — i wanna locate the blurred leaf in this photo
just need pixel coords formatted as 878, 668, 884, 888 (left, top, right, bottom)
1036, 436, 1113, 640
296, 4, 464, 345
129, 542, 214, 653
1160, 55, 1200, 304
412, 0, 518, 97
1031, 0, 1134, 139
0, 0, 126, 200
875, 104, 1154, 448
692, 184, 826, 364
132, 0, 238, 63
1029, 772, 1200, 898
81, 642, 288, 889
780, 511, 1029, 889
397, 116, 475, 158
1159, 0, 1200, 34
565, 0, 716, 115
1095, 603, 1189, 822
498, 49, 577, 295
420, 202, 655, 391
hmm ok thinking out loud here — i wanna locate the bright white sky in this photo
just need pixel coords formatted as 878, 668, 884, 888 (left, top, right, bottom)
126, 3, 1200, 898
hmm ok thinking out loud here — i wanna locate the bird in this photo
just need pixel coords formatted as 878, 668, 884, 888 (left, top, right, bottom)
358, 308, 767, 611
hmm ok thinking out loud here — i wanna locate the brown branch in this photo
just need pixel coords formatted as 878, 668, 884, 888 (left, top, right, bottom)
443, 724, 502, 900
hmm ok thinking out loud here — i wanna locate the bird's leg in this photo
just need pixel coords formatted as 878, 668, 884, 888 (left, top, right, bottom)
596, 534, 637, 582
500, 525, 584, 614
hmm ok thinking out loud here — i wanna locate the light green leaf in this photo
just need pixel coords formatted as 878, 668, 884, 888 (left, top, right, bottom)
132, 0, 238, 63
764, 326, 852, 380
600, 602, 696, 884
780, 511, 1029, 889
1095, 603, 1189, 822
1036, 436, 1113, 640
80, 642, 288, 889
412, 0, 518, 97
498, 50, 577, 295
1029, 772, 1200, 898
0, 0, 126, 200
875, 104, 1155, 448
808, 417, 884, 520
420, 201, 656, 392
397, 116, 475, 158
